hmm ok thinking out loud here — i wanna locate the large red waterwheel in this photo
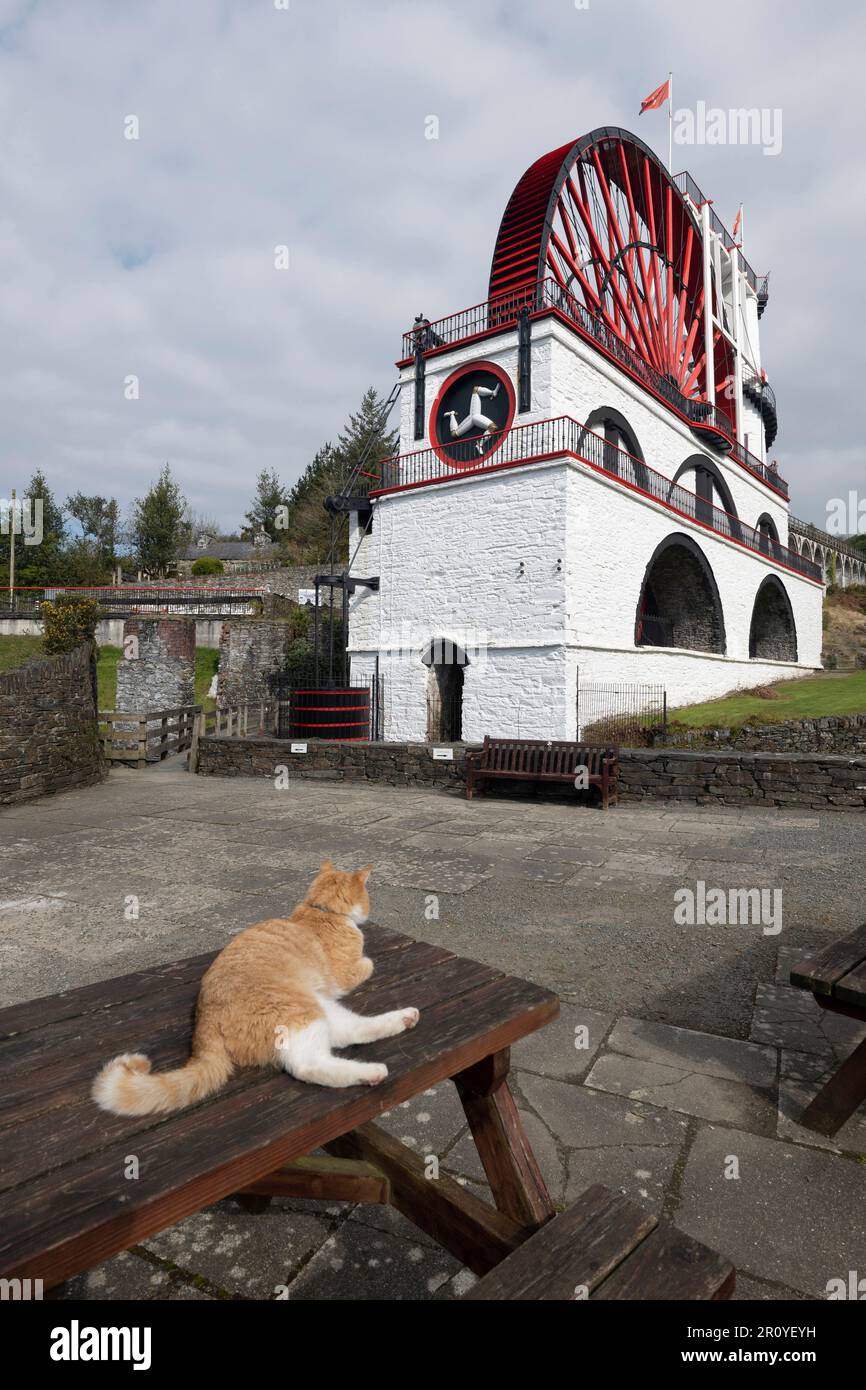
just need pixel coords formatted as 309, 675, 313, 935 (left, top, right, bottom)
489, 127, 733, 419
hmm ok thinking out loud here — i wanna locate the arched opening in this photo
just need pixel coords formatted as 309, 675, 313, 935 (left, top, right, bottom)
672, 455, 739, 537
635, 533, 726, 653
749, 576, 798, 661
756, 512, 780, 559
421, 637, 468, 742
580, 407, 648, 489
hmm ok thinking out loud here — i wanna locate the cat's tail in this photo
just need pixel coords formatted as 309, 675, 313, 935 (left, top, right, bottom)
91, 1035, 234, 1116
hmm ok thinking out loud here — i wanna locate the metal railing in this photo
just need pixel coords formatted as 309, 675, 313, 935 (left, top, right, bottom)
728, 439, 788, 498
672, 172, 759, 290
400, 275, 790, 498
366, 415, 820, 581
789, 518, 866, 568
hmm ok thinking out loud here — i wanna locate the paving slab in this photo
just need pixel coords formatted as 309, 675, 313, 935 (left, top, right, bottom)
777, 1049, 866, 1154
511, 1001, 613, 1082
282, 1217, 462, 1301
585, 1054, 777, 1132
142, 1198, 331, 1299
750, 982, 866, 1059
60, 1249, 216, 1301
675, 1126, 866, 1299
603, 1017, 777, 1088
516, 1071, 690, 1150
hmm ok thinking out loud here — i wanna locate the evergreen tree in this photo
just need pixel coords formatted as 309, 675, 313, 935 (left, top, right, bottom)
333, 386, 398, 486
129, 465, 189, 578
1, 469, 67, 587
242, 469, 290, 541
281, 443, 343, 563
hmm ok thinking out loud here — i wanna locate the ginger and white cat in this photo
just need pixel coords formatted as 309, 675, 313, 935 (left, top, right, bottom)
92, 862, 418, 1116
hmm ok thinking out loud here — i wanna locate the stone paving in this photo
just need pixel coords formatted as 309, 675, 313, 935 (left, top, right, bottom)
2, 762, 865, 1301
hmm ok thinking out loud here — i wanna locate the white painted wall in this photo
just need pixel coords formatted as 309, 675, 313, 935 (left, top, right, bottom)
349, 451, 823, 743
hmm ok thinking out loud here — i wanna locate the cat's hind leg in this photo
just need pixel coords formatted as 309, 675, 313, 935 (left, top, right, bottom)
275, 1018, 387, 1088
319, 997, 420, 1047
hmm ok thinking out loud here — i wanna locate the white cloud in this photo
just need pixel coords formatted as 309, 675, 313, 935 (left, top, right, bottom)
0, 0, 863, 530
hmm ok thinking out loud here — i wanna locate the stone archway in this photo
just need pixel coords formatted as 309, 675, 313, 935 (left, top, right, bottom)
421, 637, 468, 742
749, 576, 798, 661
635, 533, 726, 653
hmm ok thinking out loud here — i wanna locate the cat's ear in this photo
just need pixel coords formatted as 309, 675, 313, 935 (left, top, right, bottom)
320, 859, 334, 872
358, 864, 373, 884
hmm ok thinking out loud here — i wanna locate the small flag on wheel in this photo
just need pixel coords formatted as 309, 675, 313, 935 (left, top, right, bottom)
639, 77, 671, 114
732, 205, 743, 239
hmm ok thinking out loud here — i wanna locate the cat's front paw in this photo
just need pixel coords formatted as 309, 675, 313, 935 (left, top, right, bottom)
400, 1007, 420, 1030
363, 1063, 388, 1086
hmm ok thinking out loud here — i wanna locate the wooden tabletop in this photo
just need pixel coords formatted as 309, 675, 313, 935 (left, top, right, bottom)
790, 921, 866, 1013
0, 926, 558, 1289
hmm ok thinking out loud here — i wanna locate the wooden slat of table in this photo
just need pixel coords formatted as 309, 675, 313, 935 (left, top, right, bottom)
464, 1184, 656, 1300
790, 923, 866, 998
0, 927, 558, 1287
591, 1224, 735, 1301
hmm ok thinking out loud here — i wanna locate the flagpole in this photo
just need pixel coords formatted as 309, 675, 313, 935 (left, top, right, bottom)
668, 71, 673, 172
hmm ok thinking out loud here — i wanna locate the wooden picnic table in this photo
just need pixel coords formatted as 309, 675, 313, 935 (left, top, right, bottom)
0, 925, 559, 1290
790, 922, 866, 1136
0, 926, 733, 1298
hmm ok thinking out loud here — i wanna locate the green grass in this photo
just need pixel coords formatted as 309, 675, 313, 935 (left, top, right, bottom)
0, 635, 220, 711
670, 669, 866, 729
0, 634, 43, 673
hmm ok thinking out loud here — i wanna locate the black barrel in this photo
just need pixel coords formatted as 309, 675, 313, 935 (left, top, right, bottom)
287, 687, 370, 741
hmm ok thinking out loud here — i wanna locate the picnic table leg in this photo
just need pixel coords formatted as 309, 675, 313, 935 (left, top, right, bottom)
799, 1033, 866, 1136
453, 1048, 555, 1228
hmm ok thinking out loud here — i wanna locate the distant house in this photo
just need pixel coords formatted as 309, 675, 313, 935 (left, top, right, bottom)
176, 531, 280, 575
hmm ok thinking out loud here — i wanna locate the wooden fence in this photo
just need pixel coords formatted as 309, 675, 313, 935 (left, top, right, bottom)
99, 705, 201, 767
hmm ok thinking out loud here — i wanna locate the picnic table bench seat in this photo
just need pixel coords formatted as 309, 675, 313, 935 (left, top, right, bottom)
790, 922, 866, 1136
0, 926, 730, 1300
465, 737, 619, 808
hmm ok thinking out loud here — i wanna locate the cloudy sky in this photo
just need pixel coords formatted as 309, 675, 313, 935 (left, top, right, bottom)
1, 0, 863, 535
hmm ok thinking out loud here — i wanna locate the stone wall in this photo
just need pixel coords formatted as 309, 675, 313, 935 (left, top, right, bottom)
0, 642, 105, 806
216, 619, 291, 709
115, 618, 196, 711
651, 715, 866, 756
194, 735, 866, 811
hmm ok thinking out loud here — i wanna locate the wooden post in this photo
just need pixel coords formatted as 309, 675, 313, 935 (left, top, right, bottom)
454, 1049, 555, 1228
136, 716, 147, 769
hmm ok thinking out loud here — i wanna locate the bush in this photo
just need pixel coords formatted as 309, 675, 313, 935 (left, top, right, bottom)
41, 595, 100, 655
191, 557, 225, 576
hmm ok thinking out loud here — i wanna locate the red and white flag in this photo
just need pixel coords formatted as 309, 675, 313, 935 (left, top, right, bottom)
640, 78, 670, 114
732, 205, 743, 238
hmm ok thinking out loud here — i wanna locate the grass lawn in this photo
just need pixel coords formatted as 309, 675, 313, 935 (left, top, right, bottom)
670, 669, 866, 728
0, 634, 43, 673
0, 636, 220, 711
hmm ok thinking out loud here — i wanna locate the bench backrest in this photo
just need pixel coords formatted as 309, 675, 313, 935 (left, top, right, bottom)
479, 740, 618, 775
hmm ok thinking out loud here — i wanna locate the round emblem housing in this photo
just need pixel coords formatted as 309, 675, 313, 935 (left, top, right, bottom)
429, 362, 515, 469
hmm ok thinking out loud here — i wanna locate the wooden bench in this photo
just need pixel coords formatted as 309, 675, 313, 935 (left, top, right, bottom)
790, 922, 866, 1136
465, 737, 619, 808
466, 1183, 734, 1300
0, 927, 730, 1300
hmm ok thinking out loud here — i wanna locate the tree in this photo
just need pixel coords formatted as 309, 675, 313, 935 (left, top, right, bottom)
334, 386, 398, 486
278, 388, 398, 565
280, 443, 343, 563
67, 493, 120, 555
41, 594, 100, 654
242, 470, 290, 542
1, 469, 67, 587
129, 465, 189, 578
